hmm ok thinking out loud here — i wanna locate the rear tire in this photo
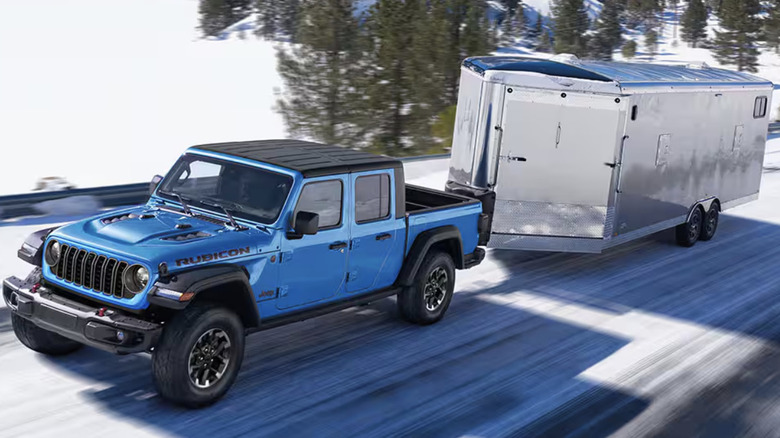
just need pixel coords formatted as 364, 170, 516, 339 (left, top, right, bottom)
12, 314, 83, 356
675, 206, 704, 247
397, 251, 456, 325
699, 202, 720, 241
152, 303, 245, 408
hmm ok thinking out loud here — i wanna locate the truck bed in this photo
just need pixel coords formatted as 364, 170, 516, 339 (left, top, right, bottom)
405, 184, 479, 214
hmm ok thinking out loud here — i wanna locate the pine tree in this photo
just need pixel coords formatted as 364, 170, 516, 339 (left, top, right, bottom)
588, 0, 623, 60
198, 0, 253, 37
361, 0, 420, 153
764, 0, 780, 53
256, 0, 302, 40
645, 28, 658, 59
499, 0, 523, 44
256, 0, 278, 39
551, 0, 589, 56
462, 1, 493, 57
680, 0, 707, 47
538, 29, 553, 51
713, 0, 760, 72
407, 0, 452, 149
275, 0, 364, 145
527, 14, 543, 41
622, 39, 637, 58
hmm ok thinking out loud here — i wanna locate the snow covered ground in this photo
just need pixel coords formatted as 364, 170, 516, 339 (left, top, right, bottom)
0, 0, 285, 196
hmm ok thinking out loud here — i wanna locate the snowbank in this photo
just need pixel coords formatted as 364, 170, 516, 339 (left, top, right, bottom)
0, 0, 285, 196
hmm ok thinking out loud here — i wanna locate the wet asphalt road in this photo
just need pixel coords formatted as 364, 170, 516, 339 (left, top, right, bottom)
2, 147, 780, 437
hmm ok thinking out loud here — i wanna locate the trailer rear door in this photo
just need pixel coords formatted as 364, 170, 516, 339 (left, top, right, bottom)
493, 90, 622, 240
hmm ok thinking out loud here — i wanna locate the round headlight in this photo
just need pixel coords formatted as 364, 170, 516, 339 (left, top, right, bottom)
45, 240, 61, 266
123, 265, 149, 293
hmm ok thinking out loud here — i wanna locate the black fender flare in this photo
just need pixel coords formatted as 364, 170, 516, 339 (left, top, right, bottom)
17, 226, 59, 267
150, 264, 260, 328
396, 225, 464, 287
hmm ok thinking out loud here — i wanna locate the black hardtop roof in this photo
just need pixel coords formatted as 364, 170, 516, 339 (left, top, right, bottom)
191, 139, 402, 177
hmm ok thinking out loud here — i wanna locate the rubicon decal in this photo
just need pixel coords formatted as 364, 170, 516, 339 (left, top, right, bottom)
175, 247, 251, 267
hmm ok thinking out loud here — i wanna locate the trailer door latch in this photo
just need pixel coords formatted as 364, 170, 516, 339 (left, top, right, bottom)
500, 155, 526, 162
604, 162, 617, 168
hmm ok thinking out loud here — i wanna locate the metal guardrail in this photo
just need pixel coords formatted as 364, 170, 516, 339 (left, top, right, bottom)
0, 153, 453, 220
5, 123, 780, 221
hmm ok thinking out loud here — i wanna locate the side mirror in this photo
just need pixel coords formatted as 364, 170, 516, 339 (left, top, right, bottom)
149, 175, 163, 195
287, 211, 319, 239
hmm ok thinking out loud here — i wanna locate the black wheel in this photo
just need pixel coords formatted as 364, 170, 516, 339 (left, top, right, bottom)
12, 314, 82, 356
675, 206, 704, 247
152, 303, 245, 408
397, 251, 456, 325
699, 202, 720, 241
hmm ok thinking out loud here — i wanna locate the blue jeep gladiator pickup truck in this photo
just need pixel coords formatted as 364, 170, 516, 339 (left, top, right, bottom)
3, 139, 487, 407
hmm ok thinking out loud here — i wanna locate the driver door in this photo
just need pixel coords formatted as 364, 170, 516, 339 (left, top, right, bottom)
277, 176, 349, 310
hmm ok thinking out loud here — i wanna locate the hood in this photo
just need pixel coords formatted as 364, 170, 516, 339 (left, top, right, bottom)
48, 205, 279, 271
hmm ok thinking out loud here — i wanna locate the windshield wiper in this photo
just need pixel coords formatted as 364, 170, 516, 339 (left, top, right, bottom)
198, 198, 244, 229
158, 190, 193, 216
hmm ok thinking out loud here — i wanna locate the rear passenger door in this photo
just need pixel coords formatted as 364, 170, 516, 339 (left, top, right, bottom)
346, 170, 401, 293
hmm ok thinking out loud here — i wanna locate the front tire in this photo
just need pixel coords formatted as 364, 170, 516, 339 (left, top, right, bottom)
675, 207, 704, 247
152, 303, 245, 408
12, 314, 83, 356
397, 251, 456, 325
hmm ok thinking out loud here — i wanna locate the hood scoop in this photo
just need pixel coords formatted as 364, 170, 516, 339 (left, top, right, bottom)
161, 231, 212, 242
102, 212, 156, 225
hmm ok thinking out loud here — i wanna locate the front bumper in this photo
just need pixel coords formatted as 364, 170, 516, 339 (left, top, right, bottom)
2, 273, 162, 354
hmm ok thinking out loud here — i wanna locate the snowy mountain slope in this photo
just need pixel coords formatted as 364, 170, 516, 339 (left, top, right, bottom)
0, 0, 285, 196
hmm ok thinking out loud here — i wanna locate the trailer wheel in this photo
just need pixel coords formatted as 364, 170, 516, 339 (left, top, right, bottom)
699, 202, 720, 241
397, 251, 455, 325
675, 206, 704, 247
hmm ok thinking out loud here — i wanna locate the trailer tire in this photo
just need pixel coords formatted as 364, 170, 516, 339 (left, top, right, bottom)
11, 314, 83, 356
675, 206, 704, 247
397, 251, 455, 325
152, 303, 245, 408
699, 202, 720, 241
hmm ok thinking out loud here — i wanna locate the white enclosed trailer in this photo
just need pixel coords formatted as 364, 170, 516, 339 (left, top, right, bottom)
445, 55, 773, 252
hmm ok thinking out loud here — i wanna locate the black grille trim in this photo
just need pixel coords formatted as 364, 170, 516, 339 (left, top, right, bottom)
51, 246, 136, 299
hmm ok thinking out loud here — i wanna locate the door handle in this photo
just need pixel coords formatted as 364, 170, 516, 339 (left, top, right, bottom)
375, 233, 392, 241
329, 241, 348, 250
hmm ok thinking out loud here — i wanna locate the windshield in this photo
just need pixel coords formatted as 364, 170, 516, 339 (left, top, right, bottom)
156, 155, 293, 225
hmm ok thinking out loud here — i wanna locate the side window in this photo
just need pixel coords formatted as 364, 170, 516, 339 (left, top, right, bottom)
296, 180, 343, 229
754, 96, 768, 118
355, 174, 391, 223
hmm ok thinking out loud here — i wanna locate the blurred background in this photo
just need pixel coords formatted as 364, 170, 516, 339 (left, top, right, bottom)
1, 0, 780, 196
4, 1, 780, 437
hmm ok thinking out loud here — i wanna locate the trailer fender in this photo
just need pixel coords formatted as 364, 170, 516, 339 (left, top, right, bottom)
686, 197, 720, 222
396, 226, 464, 287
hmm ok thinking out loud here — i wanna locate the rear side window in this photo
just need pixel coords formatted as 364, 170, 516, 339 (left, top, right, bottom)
355, 174, 391, 223
754, 96, 768, 118
296, 180, 343, 229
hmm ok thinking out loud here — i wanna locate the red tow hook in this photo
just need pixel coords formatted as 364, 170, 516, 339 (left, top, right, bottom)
97, 307, 107, 317
30, 283, 41, 294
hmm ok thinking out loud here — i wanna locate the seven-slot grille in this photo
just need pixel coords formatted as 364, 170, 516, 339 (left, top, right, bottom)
53, 244, 136, 299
